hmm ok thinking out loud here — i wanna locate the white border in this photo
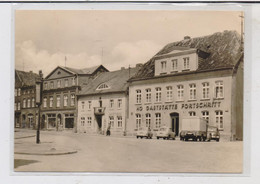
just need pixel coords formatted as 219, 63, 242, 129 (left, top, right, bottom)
0, 2, 259, 184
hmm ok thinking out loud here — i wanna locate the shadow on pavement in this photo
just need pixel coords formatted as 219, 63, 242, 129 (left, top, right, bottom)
14, 159, 39, 169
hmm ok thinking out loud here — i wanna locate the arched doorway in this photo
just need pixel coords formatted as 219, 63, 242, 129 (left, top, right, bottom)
27, 114, 34, 129
170, 112, 179, 136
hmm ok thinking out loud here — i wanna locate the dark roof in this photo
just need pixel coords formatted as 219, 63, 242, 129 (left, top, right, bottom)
131, 30, 243, 81
15, 70, 40, 87
79, 67, 139, 96
64, 65, 108, 75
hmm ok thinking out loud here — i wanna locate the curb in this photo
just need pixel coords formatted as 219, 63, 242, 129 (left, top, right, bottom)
15, 135, 36, 139
14, 150, 77, 156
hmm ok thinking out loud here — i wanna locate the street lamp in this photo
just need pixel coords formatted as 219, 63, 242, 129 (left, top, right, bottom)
35, 70, 43, 144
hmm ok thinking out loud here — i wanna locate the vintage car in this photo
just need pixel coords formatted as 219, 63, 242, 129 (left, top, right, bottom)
156, 127, 176, 140
207, 126, 220, 142
136, 127, 153, 139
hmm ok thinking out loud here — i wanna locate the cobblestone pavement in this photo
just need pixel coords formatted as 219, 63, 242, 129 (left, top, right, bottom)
14, 129, 243, 173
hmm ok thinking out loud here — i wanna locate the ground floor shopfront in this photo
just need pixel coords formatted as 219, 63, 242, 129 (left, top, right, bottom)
41, 109, 77, 132
17, 108, 38, 129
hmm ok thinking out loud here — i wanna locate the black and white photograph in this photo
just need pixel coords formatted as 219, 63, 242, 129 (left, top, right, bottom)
13, 10, 244, 173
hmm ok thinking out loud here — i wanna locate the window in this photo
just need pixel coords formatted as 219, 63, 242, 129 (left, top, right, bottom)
44, 82, 48, 90
171, 59, 178, 71
109, 99, 114, 108
189, 111, 196, 116
18, 88, 21, 96
57, 95, 61, 107
18, 102, 20, 110
27, 99, 31, 108
155, 87, 161, 102
216, 110, 224, 130
64, 95, 68, 107
161, 61, 167, 73
145, 113, 151, 128
50, 81, 54, 89
215, 81, 224, 98
155, 113, 161, 128
117, 116, 122, 127
88, 101, 92, 110
136, 114, 141, 129
177, 85, 184, 101
49, 96, 53, 108
15, 89, 17, 97
65, 79, 69, 87
145, 88, 151, 103
202, 111, 209, 122
43, 97, 47, 108
81, 117, 85, 126
27, 90, 30, 94
97, 83, 109, 90
136, 90, 141, 104
57, 80, 61, 88
166, 86, 173, 102
183, 57, 190, 70
23, 99, 26, 108
71, 94, 75, 106
87, 117, 92, 126
32, 98, 35, 107
202, 82, 210, 99
81, 101, 85, 110
189, 84, 196, 100
118, 99, 122, 109
72, 78, 76, 86
14, 103, 17, 111
109, 116, 114, 128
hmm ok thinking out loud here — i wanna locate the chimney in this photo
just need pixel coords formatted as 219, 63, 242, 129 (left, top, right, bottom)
39, 70, 43, 79
136, 63, 143, 69
121, 67, 125, 70
184, 36, 191, 40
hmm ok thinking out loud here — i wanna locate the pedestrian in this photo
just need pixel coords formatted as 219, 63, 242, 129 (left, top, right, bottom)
106, 123, 111, 136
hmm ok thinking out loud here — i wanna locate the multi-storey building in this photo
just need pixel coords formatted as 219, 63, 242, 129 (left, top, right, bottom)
128, 31, 243, 141
41, 65, 108, 132
77, 66, 139, 135
15, 70, 40, 129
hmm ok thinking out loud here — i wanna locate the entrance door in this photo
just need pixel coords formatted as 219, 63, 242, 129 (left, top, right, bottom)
96, 115, 102, 132
170, 112, 179, 136
65, 118, 74, 128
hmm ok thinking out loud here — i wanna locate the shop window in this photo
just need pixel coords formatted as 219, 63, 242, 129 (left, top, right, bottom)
27, 99, 31, 108
202, 82, 210, 99
57, 95, 61, 107
215, 81, 224, 99
215, 110, 224, 130
117, 116, 122, 127
189, 111, 196, 116
81, 117, 85, 126
166, 86, 173, 102
155, 113, 161, 128
171, 59, 178, 71
202, 111, 209, 122
177, 85, 184, 101
145, 113, 151, 128
155, 87, 161, 102
189, 84, 196, 100
145, 88, 151, 103
136, 90, 141, 104
87, 117, 92, 126
43, 97, 47, 108
118, 99, 122, 109
136, 114, 141, 129
49, 96, 53, 108
183, 57, 190, 70
71, 94, 75, 106
109, 116, 114, 128
64, 95, 68, 107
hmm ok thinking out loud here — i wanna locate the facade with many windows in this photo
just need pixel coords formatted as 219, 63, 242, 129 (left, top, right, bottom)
77, 67, 139, 135
128, 31, 243, 141
41, 65, 108, 131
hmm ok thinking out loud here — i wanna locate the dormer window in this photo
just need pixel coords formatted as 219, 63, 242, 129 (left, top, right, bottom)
161, 61, 167, 74
183, 57, 190, 70
97, 83, 109, 90
171, 59, 178, 72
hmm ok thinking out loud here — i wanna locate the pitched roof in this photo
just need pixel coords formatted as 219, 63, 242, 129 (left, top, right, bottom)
64, 65, 108, 75
78, 67, 139, 96
131, 30, 243, 81
15, 70, 40, 87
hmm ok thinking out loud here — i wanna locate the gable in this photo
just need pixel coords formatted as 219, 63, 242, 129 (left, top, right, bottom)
45, 67, 75, 80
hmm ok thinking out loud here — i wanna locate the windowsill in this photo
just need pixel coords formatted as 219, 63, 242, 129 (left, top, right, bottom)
188, 99, 197, 102
170, 71, 178, 74
144, 102, 151, 105
182, 69, 190, 72
219, 129, 224, 131
175, 100, 184, 103
135, 103, 142, 105
160, 72, 167, 75
165, 101, 173, 103
154, 102, 162, 104
213, 97, 224, 100
200, 98, 210, 101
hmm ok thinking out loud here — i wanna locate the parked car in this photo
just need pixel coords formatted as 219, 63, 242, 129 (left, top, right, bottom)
207, 126, 220, 142
157, 127, 176, 140
136, 127, 153, 139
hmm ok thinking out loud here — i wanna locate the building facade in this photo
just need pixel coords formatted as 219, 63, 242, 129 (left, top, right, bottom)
41, 65, 108, 132
128, 31, 243, 141
15, 70, 40, 129
77, 67, 139, 135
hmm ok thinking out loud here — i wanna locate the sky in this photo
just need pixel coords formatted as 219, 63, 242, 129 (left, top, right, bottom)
15, 10, 242, 76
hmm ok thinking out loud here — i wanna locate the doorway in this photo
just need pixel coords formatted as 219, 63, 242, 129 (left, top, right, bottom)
95, 115, 102, 132
170, 112, 179, 136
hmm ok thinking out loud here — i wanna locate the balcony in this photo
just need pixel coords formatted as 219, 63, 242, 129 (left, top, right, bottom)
94, 107, 106, 115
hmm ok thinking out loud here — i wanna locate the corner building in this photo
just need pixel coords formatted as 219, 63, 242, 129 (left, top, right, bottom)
128, 31, 243, 141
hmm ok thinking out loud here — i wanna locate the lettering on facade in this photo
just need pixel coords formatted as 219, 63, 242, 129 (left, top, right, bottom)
136, 101, 221, 112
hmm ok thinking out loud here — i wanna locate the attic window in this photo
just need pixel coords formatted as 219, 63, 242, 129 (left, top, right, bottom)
57, 71, 61, 75
96, 83, 110, 90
